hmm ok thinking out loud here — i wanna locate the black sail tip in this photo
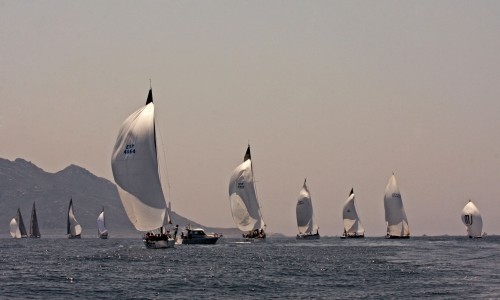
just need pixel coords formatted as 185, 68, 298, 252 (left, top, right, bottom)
244, 145, 251, 162
146, 88, 153, 104
350, 188, 354, 196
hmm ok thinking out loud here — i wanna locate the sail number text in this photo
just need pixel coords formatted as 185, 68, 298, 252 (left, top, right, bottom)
124, 144, 136, 154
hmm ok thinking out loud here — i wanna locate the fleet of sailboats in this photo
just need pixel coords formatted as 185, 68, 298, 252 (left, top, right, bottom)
341, 188, 365, 238
111, 88, 176, 249
67, 198, 82, 239
228, 145, 266, 240
97, 207, 108, 239
295, 179, 319, 239
384, 174, 410, 239
461, 200, 483, 238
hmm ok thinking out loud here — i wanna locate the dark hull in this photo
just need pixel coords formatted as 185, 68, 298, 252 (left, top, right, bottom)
296, 233, 320, 240
340, 234, 364, 239
385, 235, 410, 239
179, 237, 219, 245
68, 234, 81, 239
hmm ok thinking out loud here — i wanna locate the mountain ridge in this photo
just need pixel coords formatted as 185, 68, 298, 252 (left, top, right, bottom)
0, 158, 241, 237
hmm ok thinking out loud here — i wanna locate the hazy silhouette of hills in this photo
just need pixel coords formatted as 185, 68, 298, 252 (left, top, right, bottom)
0, 158, 240, 237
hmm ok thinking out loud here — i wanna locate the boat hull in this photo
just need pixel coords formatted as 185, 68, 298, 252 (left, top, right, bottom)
99, 232, 109, 239
385, 235, 410, 239
144, 238, 175, 249
340, 233, 364, 239
178, 237, 219, 245
296, 233, 320, 240
68, 234, 81, 239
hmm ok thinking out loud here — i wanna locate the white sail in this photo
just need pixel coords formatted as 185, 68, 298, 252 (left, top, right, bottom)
461, 200, 483, 238
97, 210, 108, 236
343, 188, 365, 235
68, 199, 82, 237
296, 179, 318, 234
228, 146, 265, 232
10, 218, 21, 238
384, 174, 410, 237
111, 89, 167, 232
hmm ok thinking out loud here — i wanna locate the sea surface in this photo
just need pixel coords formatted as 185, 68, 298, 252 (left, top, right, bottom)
1, 236, 499, 299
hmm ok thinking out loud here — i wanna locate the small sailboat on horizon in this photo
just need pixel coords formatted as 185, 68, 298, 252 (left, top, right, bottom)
29, 202, 41, 238
67, 198, 82, 239
9, 208, 28, 239
111, 88, 177, 249
461, 200, 483, 238
295, 179, 319, 239
341, 188, 364, 239
97, 207, 108, 239
384, 173, 410, 239
228, 145, 266, 240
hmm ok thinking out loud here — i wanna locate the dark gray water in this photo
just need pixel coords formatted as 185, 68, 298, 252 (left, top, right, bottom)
1, 236, 499, 299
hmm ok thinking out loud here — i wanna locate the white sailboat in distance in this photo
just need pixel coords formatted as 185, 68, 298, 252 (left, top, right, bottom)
67, 198, 82, 239
228, 145, 266, 240
341, 188, 365, 238
97, 207, 108, 239
10, 208, 28, 238
384, 173, 410, 239
461, 200, 483, 238
111, 88, 177, 249
296, 179, 319, 239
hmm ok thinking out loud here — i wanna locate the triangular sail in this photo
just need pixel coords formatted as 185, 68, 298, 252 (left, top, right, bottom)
384, 174, 409, 237
67, 199, 82, 236
10, 218, 21, 238
111, 88, 167, 231
296, 179, 318, 234
342, 188, 365, 235
461, 200, 482, 237
15, 208, 28, 238
97, 209, 108, 236
228, 145, 265, 232
29, 202, 41, 238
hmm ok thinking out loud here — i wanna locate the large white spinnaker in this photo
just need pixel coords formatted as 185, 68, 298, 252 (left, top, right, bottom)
67, 199, 82, 237
111, 89, 167, 232
296, 179, 318, 234
228, 145, 265, 233
384, 174, 410, 238
343, 188, 365, 236
461, 200, 483, 238
10, 218, 21, 238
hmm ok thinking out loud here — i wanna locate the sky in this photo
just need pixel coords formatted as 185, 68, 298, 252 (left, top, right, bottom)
1, 1, 500, 236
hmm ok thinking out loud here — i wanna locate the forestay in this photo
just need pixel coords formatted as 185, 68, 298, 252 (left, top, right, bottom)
384, 174, 410, 237
111, 89, 167, 232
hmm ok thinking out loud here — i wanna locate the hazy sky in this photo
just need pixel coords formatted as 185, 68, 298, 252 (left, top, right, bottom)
2, 1, 500, 236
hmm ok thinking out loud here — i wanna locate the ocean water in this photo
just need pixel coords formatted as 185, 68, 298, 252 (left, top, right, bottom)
1, 236, 499, 299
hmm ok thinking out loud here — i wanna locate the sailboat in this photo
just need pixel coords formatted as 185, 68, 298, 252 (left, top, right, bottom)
111, 88, 177, 249
97, 207, 108, 239
9, 208, 28, 238
296, 179, 320, 239
67, 198, 82, 239
29, 202, 41, 238
384, 174, 410, 239
341, 188, 365, 238
461, 200, 483, 238
228, 145, 266, 240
